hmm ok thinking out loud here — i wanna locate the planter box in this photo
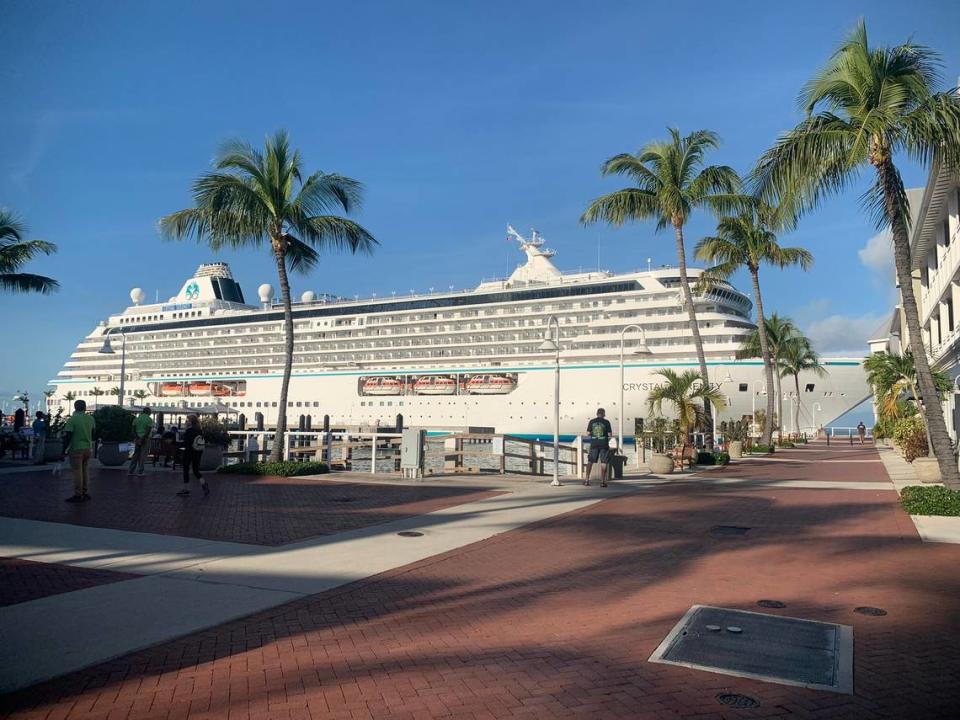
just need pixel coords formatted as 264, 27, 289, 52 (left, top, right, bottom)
648, 453, 674, 475
98, 441, 127, 467
199, 446, 224, 472
912, 457, 941, 483
728, 441, 743, 459
43, 438, 63, 462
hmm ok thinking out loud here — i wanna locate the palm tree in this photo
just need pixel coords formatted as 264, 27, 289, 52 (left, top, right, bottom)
778, 335, 828, 435
132, 389, 149, 403
0, 210, 58, 295
752, 20, 960, 487
90, 387, 105, 410
646, 368, 726, 463
42, 389, 55, 412
160, 130, 377, 461
694, 205, 813, 445
63, 391, 76, 404
863, 351, 950, 450
737, 314, 798, 439
581, 129, 743, 447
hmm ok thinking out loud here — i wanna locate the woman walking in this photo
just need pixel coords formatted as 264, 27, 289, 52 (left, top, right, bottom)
177, 414, 209, 496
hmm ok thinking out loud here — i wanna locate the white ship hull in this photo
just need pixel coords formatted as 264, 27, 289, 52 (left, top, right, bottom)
57, 359, 867, 438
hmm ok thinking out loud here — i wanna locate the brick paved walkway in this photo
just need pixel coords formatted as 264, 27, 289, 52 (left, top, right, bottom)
0, 557, 136, 607
0, 468, 500, 545
2, 444, 958, 719
694, 442, 887, 483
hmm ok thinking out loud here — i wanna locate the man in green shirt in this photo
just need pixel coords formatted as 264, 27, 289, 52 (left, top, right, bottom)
62, 400, 96, 502
128, 407, 154, 477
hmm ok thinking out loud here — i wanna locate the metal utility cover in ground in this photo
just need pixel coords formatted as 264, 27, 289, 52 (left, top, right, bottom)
649, 605, 853, 694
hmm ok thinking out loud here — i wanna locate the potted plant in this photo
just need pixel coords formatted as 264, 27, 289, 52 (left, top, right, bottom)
43, 408, 66, 462
646, 369, 725, 474
728, 420, 746, 459
92, 405, 135, 466
644, 416, 675, 474
199, 417, 231, 470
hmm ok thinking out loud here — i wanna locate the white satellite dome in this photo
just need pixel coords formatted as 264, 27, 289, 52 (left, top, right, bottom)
258, 284, 274, 303
130, 288, 145, 305
301, 290, 316, 303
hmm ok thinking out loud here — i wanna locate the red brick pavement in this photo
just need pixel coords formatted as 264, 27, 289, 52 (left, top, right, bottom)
695, 442, 888, 483
0, 468, 500, 545
0, 557, 136, 607
2, 445, 958, 719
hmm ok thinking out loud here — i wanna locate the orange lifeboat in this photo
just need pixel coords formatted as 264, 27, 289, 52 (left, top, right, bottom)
188, 381, 211, 396
413, 376, 456, 395
160, 382, 184, 397
211, 383, 232, 397
362, 377, 404, 396
466, 374, 516, 395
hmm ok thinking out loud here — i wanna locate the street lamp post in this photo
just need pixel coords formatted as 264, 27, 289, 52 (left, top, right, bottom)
751, 379, 767, 437
98, 329, 127, 407
714, 371, 733, 443
812, 402, 823, 436
618, 325, 652, 451
538, 316, 562, 486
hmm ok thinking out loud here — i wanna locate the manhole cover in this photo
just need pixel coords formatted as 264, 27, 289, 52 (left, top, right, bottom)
716, 693, 759, 709
854, 606, 887, 616
757, 600, 786, 609
397, 531, 424, 537
710, 525, 751, 536
649, 605, 853, 694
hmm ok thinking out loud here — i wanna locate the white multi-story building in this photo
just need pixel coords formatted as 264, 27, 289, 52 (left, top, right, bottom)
870, 162, 960, 439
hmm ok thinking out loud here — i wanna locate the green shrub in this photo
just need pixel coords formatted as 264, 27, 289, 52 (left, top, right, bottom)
92, 405, 136, 442
777, 440, 796, 448
750, 444, 776, 454
696, 451, 715, 465
218, 460, 329, 477
900, 485, 960, 516
892, 416, 927, 462
200, 417, 231, 448
713, 452, 730, 465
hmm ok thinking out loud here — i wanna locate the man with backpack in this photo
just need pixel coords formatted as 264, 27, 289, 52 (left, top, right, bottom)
584, 408, 613, 487
177, 414, 209, 496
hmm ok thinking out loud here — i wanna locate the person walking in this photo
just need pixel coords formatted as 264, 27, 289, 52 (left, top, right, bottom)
177, 414, 209, 496
128, 407, 154, 477
61, 400, 96, 502
31, 411, 48, 465
584, 408, 613, 487
857, 421, 867, 445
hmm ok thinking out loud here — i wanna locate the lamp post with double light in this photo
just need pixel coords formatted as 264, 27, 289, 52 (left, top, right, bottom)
751, 379, 767, 437
812, 402, 823, 436
538, 316, 562, 486
98, 329, 127, 407
618, 325, 652, 451
713, 370, 733, 443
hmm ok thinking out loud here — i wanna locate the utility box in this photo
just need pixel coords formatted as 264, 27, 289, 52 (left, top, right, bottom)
400, 428, 426, 478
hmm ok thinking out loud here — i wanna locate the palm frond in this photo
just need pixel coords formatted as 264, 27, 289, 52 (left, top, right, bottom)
0, 273, 59, 294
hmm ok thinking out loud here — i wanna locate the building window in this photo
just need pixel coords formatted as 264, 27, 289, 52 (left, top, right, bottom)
805, 384, 815, 392
738, 383, 748, 392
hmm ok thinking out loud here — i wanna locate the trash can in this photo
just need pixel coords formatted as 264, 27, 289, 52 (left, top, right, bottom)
610, 452, 626, 479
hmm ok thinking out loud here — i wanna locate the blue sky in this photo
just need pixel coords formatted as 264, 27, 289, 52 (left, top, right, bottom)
2, 0, 959, 414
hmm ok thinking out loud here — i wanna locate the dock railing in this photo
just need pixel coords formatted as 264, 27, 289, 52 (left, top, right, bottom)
224, 429, 586, 478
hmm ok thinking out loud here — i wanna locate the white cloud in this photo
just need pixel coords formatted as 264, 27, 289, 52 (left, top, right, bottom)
803, 312, 886, 356
858, 229, 893, 276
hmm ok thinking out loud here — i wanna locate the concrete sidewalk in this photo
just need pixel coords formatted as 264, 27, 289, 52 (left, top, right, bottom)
0, 478, 629, 693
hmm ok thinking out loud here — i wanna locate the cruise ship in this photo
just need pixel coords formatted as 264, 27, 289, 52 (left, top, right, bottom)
48, 227, 869, 438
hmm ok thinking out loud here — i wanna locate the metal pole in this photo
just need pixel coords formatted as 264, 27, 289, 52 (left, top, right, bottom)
552, 332, 561, 486
619, 338, 625, 452
118, 332, 126, 406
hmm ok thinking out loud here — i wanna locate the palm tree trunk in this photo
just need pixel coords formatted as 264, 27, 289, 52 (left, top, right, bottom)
268, 246, 295, 463
750, 268, 775, 446
908, 379, 933, 455
878, 158, 959, 489
673, 222, 713, 450
774, 363, 783, 443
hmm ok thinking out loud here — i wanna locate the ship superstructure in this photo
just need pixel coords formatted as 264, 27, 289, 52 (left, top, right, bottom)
49, 231, 869, 436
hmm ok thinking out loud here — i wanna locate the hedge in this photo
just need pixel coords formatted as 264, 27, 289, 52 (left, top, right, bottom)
900, 485, 960, 516
218, 460, 329, 477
